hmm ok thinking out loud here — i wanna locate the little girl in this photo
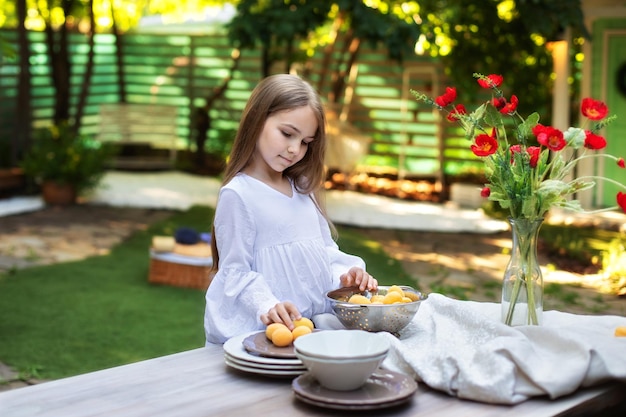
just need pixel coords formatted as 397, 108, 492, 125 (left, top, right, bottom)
204, 74, 377, 344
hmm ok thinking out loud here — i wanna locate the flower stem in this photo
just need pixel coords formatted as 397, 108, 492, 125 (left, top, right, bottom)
502, 218, 543, 326
575, 176, 626, 190
504, 273, 522, 325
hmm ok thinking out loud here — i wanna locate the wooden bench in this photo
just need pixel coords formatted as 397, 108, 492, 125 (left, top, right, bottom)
97, 103, 179, 170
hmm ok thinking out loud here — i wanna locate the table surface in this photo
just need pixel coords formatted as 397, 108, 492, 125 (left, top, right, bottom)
0, 344, 624, 417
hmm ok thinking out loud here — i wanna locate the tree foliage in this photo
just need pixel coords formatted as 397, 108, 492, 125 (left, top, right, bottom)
227, 0, 331, 76
0, 0, 227, 32
1, 0, 591, 161
225, 0, 588, 115
227, 0, 422, 103
515, 0, 589, 39
415, 0, 589, 118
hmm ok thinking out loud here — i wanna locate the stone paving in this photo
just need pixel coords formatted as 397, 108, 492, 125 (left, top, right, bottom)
0, 205, 174, 272
0, 362, 43, 392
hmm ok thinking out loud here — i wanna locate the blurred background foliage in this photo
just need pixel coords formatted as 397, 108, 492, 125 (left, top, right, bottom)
0, 0, 588, 117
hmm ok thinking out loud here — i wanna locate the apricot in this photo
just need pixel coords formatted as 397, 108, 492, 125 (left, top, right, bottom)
271, 326, 294, 347
383, 291, 403, 304
404, 292, 420, 302
265, 322, 288, 340
370, 294, 385, 303
387, 285, 405, 297
348, 294, 371, 304
292, 325, 312, 340
293, 317, 314, 331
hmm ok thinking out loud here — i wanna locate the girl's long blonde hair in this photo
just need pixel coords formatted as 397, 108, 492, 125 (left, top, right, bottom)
210, 74, 333, 275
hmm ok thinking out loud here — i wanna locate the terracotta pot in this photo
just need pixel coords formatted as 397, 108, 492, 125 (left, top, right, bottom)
42, 181, 77, 205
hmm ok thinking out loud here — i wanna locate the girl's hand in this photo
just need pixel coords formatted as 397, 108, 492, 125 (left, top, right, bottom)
260, 302, 301, 330
340, 266, 378, 292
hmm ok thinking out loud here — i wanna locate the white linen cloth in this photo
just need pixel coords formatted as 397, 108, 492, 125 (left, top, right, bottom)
204, 173, 365, 344
382, 293, 626, 405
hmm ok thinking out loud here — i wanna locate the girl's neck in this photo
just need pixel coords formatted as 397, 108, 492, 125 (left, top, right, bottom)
242, 168, 292, 197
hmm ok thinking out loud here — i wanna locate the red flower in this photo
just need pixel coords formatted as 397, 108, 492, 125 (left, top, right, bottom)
499, 95, 519, 115
480, 187, 491, 198
509, 144, 522, 163
583, 131, 607, 150
618, 158, 625, 168
491, 97, 506, 110
617, 192, 626, 213
435, 87, 457, 107
510, 145, 540, 168
471, 128, 498, 157
527, 146, 541, 168
477, 74, 503, 89
581, 98, 608, 120
446, 104, 467, 122
532, 124, 566, 151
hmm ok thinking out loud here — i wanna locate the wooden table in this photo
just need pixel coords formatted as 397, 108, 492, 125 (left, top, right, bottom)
0, 344, 624, 417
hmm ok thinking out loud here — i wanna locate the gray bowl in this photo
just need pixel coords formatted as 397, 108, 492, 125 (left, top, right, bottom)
326, 285, 428, 335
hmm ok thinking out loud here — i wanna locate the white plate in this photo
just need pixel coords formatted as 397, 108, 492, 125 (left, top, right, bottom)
224, 352, 306, 371
224, 357, 306, 377
223, 331, 303, 366
293, 391, 412, 411
292, 369, 417, 408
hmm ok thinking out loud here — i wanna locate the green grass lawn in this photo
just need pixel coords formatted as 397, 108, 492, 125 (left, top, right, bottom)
0, 205, 411, 381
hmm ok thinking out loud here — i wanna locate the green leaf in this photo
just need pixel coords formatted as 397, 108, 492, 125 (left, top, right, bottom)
517, 112, 540, 141
483, 104, 503, 128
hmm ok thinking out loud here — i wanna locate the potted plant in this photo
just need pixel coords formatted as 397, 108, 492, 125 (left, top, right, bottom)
21, 122, 115, 205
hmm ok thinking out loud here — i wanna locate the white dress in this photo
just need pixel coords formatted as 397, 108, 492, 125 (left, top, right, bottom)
204, 173, 365, 344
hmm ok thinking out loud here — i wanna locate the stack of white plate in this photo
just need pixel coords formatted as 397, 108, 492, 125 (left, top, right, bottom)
222, 331, 307, 377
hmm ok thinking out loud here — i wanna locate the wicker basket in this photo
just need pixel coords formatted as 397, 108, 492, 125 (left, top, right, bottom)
148, 256, 213, 290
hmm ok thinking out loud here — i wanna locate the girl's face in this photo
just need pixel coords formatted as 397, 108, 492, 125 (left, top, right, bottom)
252, 106, 318, 176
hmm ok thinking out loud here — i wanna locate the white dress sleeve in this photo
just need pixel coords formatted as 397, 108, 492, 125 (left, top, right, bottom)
204, 188, 280, 344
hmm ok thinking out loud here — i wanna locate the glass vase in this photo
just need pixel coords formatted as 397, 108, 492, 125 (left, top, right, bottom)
501, 217, 544, 326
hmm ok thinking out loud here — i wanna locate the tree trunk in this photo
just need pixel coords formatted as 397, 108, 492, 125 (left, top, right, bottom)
192, 49, 241, 171
110, 3, 127, 103
285, 39, 293, 73
73, 0, 96, 134
329, 33, 361, 104
15, 0, 31, 164
316, 13, 344, 95
43, 0, 75, 124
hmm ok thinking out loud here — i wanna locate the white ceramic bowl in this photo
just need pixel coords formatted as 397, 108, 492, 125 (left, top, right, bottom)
293, 329, 390, 360
294, 349, 388, 391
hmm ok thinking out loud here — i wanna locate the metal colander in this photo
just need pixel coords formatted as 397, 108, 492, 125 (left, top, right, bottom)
326, 285, 428, 335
